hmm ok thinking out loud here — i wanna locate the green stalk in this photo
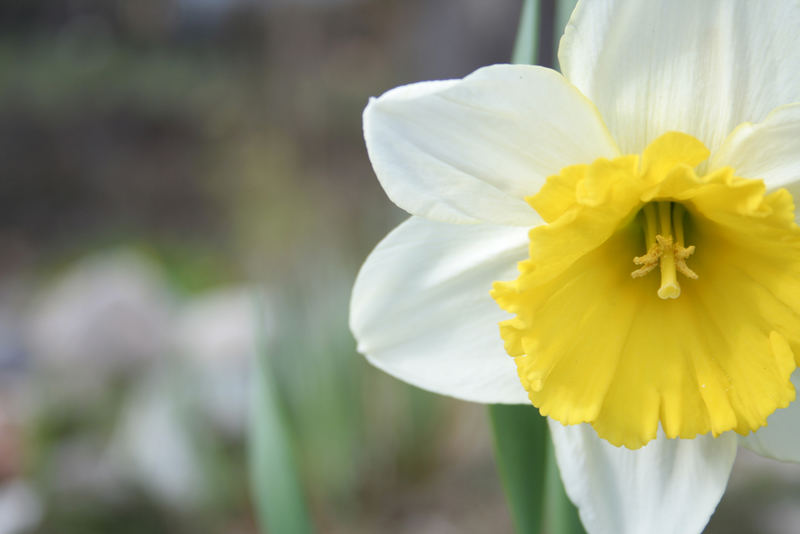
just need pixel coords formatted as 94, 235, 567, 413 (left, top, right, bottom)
489, 404, 549, 534
512, 0, 540, 65
249, 297, 314, 534
492, 2, 588, 534
497, 3, 549, 532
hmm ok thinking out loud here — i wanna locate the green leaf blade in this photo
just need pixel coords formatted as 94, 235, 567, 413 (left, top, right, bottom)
249, 299, 314, 534
512, 0, 541, 66
489, 404, 549, 534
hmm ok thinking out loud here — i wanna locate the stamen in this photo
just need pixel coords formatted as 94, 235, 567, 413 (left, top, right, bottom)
672, 203, 698, 280
630, 201, 697, 298
675, 246, 698, 279
642, 203, 658, 250
631, 204, 660, 278
673, 203, 687, 246
631, 246, 660, 278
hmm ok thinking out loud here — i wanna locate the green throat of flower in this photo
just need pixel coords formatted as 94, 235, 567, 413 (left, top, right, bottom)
631, 202, 698, 299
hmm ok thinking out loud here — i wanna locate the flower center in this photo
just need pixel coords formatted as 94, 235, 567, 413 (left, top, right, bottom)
631, 201, 697, 299
491, 132, 800, 449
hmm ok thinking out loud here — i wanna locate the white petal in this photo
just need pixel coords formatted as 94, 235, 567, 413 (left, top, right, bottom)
549, 420, 737, 534
560, 0, 800, 156
711, 104, 800, 191
364, 64, 619, 226
740, 369, 800, 464
0, 481, 42, 534
350, 217, 530, 403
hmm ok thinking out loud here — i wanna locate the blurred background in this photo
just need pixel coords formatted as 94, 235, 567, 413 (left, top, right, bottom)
0, 1, 798, 533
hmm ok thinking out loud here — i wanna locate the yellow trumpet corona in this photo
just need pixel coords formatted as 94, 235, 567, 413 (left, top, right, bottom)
492, 132, 800, 448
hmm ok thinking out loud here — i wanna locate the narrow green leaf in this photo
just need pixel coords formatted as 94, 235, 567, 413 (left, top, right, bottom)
545, 437, 587, 534
496, 3, 586, 534
555, 0, 578, 38
512, 0, 540, 65
249, 298, 314, 534
489, 404, 549, 534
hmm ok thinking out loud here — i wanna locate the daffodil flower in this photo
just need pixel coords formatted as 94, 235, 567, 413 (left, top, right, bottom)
350, 1, 800, 532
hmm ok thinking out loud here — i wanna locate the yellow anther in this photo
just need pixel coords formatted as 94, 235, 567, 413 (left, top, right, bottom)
630, 202, 697, 298
674, 244, 698, 279
631, 244, 662, 278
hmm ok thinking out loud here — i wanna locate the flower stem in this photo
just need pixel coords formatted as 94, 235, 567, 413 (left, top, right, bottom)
250, 295, 314, 534
512, 0, 541, 66
489, 404, 548, 534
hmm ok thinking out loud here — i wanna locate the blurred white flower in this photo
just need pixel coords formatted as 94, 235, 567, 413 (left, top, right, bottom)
26, 249, 174, 375
108, 371, 206, 508
173, 286, 269, 435
108, 286, 269, 506
0, 480, 42, 534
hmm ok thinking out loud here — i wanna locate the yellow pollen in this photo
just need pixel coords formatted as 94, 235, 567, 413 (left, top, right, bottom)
631, 201, 697, 299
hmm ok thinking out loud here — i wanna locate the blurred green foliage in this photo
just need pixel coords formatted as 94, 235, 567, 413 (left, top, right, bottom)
0, 2, 522, 533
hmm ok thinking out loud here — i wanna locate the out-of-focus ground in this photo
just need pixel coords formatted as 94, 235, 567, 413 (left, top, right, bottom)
0, 1, 798, 533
